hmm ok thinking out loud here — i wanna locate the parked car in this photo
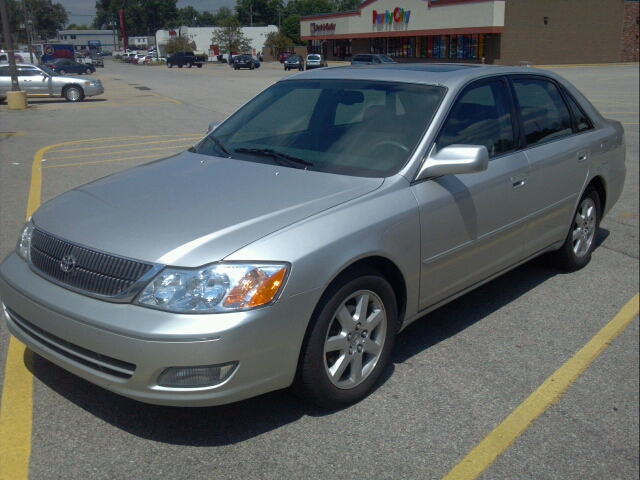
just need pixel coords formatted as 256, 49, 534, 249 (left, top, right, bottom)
45, 58, 96, 75
284, 54, 304, 71
279, 51, 293, 63
100, 51, 113, 56
305, 54, 327, 70
233, 54, 256, 70
351, 54, 396, 65
0, 65, 625, 410
166, 51, 205, 68
0, 63, 103, 102
90, 54, 104, 67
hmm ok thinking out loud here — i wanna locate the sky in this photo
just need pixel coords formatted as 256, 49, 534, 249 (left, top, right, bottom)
58, 1, 236, 28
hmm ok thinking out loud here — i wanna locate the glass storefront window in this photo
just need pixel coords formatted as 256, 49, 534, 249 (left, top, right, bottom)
387, 37, 413, 58
371, 38, 386, 54
333, 40, 352, 58
368, 34, 485, 60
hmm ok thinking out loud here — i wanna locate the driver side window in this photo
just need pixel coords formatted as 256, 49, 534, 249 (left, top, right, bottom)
436, 80, 515, 158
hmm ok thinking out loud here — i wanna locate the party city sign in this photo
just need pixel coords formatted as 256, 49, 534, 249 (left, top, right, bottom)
372, 7, 411, 25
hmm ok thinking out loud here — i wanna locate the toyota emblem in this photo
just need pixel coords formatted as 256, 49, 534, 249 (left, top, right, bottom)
60, 254, 77, 273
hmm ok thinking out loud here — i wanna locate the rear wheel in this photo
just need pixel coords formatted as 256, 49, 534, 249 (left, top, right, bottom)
59, 69, 66, 75
85, 68, 92, 74
178, 64, 182, 68
186, 61, 192, 68
63, 85, 84, 102
549, 186, 601, 271
297, 268, 398, 409
196, 64, 202, 68
167, 62, 172, 68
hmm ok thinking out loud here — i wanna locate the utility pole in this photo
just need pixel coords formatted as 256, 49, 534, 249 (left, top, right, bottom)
21, 0, 34, 61
249, 5, 253, 27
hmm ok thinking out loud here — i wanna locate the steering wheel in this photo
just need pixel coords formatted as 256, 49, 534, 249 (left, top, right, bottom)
370, 140, 409, 153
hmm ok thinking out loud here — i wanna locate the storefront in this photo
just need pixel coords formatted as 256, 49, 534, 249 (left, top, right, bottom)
300, 0, 628, 65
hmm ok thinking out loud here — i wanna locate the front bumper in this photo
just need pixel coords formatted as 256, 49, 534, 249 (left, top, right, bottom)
0, 253, 322, 406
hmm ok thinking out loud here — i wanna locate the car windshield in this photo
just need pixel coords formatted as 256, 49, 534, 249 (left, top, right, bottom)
288, 56, 300, 61
379, 55, 395, 63
194, 79, 445, 178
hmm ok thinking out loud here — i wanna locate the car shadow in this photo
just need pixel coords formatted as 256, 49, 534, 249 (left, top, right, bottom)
28, 231, 608, 446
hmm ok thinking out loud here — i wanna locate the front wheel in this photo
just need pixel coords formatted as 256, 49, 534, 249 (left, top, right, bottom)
297, 268, 398, 409
549, 186, 601, 271
196, 64, 202, 68
186, 62, 192, 68
167, 62, 172, 68
85, 68, 92, 74
59, 69, 66, 75
64, 85, 84, 102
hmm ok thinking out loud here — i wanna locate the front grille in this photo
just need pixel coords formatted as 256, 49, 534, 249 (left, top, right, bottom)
5, 306, 136, 379
30, 228, 153, 297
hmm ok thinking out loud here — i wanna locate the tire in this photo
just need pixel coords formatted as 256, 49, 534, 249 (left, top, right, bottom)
548, 186, 601, 271
297, 267, 398, 409
85, 68, 92, 74
59, 69, 66, 75
63, 85, 84, 102
167, 62, 172, 68
196, 64, 202, 68
186, 62, 192, 68
178, 64, 183, 68
250, 63, 254, 70
285, 66, 288, 71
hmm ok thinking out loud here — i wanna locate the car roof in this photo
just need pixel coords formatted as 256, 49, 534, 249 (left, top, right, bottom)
281, 63, 567, 88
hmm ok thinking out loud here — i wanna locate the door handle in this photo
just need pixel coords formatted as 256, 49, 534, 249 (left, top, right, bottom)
511, 173, 526, 188
577, 149, 588, 162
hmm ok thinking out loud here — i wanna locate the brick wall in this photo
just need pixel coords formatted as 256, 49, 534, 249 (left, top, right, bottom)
497, 0, 626, 65
620, 1, 639, 62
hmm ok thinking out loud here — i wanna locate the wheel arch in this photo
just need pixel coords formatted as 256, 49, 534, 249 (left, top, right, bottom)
587, 175, 607, 216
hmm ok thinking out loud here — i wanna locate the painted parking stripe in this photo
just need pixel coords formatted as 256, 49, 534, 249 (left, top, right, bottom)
443, 292, 639, 480
0, 135, 201, 479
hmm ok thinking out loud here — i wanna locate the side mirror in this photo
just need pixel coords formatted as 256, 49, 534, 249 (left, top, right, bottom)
207, 121, 221, 133
415, 144, 489, 181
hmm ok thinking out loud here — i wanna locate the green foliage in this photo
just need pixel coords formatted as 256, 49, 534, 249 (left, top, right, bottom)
283, 0, 332, 17
235, 0, 283, 27
92, 0, 178, 35
331, 0, 362, 12
164, 35, 196, 55
66, 24, 91, 30
211, 17, 252, 55
263, 31, 294, 56
3, 0, 68, 43
281, 16, 301, 45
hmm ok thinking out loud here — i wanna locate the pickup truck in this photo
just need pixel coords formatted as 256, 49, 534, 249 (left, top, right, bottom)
166, 51, 205, 69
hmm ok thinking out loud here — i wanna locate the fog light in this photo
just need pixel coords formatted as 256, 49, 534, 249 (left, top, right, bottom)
157, 362, 238, 388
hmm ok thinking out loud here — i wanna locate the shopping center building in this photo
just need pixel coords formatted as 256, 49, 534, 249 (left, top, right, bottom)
300, 0, 632, 65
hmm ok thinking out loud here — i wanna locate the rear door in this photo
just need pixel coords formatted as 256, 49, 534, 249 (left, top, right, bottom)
413, 77, 531, 310
17, 66, 50, 96
508, 76, 592, 257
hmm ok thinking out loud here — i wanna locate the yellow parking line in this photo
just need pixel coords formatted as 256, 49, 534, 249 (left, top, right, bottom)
43, 152, 190, 169
47, 138, 201, 155
443, 293, 639, 480
43, 144, 194, 162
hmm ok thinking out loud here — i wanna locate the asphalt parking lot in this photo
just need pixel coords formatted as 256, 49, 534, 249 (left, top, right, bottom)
0, 59, 638, 480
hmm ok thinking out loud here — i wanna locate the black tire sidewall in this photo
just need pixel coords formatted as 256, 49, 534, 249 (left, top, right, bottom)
300, 269, 398, 409
553, 186, 601, 271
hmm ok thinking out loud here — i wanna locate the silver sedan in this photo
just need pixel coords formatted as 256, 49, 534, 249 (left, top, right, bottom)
0, 64, 626, 409
0, 63, 104, 102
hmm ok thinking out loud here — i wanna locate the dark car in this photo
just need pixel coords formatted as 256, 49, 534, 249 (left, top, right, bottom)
233, 54, 256, 70
45, 58, 96, 75
279, 51, 293, 63
166, 51, 204, 69
351, 54, 396, 65
284, 54, 304, 71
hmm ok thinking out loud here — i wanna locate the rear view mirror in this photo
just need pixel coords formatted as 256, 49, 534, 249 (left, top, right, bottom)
415, 144, 489, 180
337, 90, 364, 105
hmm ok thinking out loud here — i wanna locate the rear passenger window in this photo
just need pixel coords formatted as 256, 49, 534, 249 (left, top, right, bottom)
562, 90, 593, 133
436, 80, 515, 158
512, 78, 572, 146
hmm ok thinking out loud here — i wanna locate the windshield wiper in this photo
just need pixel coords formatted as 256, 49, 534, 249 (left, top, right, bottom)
234, 148, 313, 169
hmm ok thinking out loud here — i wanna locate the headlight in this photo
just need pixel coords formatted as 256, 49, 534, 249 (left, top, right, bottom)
136, 263, 289, 313
16, 220, 34, 261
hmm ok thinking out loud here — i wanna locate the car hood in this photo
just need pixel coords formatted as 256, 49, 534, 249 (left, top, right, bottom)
33, 151, 383, 266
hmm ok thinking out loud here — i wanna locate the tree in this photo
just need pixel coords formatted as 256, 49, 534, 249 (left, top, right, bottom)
235, 0, 283, 27
2, 0, 68, 43
164, 35, 195, 54
331, 0, 362, 12
66, 24, 90, 30
283, 0, 332, 17
263, 31, 293, 57
92, 0, 178, 35
280, 16, 300, 45
211, 17, 251, 55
